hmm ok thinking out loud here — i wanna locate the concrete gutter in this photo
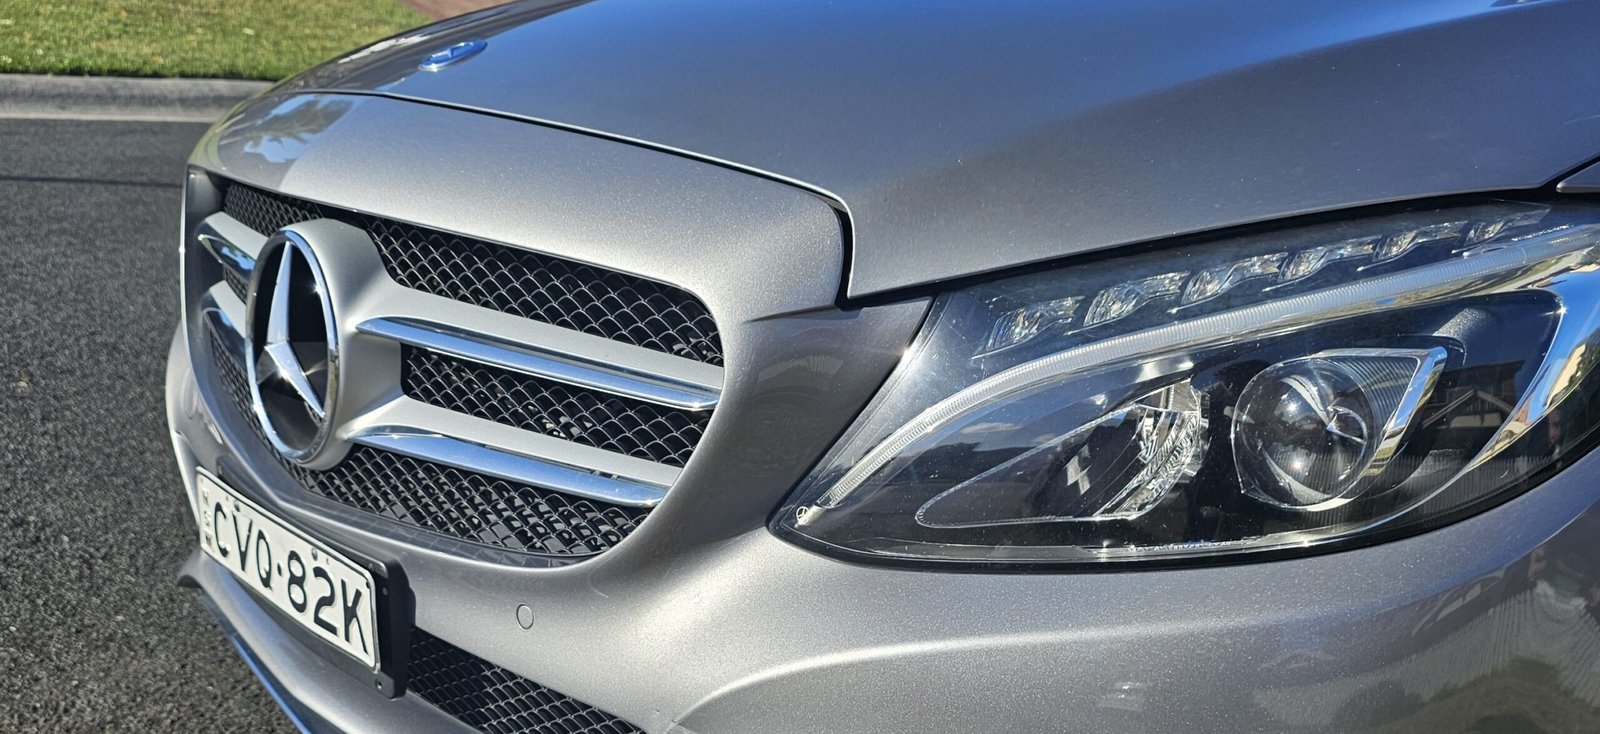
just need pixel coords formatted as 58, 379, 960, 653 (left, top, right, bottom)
0, 74, 272, 123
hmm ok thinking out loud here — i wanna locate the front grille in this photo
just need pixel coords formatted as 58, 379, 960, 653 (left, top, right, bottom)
403, 348, 709, 468
201, 179, 725, 561
409, 629, 643, 734
209, 331, 647, 555
221, 183, 723, 366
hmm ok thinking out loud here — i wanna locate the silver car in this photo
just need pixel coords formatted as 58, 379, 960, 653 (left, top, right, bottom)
167, 0, 1600, 731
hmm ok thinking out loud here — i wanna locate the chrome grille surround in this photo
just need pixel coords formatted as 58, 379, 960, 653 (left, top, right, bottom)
190, 180, 724, 559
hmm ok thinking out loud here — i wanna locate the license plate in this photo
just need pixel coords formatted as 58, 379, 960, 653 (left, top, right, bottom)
195, 472, 379, 670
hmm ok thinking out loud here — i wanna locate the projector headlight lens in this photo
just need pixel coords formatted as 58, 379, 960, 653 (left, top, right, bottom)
1233, 348, 1447, 511
776, 201, 1600, 567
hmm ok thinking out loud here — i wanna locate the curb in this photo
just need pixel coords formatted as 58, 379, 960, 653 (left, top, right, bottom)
0, 74, 272, 122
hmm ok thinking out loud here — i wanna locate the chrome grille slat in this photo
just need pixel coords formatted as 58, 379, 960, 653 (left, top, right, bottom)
401, 348, 709, 469
347, 396, 678, 507
359, 294, 724, 397
200, 282, 247, 343
350, 429, 667, 509
196, 212, 267, 303
358, 316, 720, 410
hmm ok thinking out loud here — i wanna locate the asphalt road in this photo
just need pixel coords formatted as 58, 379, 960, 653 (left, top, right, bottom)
0, 119, 291, 732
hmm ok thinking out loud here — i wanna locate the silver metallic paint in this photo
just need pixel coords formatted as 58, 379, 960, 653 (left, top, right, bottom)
267, 0, 1600, 297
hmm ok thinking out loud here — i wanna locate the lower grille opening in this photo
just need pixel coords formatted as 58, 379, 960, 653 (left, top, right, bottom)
409, 629, 643, 734
208, 329, 649, 556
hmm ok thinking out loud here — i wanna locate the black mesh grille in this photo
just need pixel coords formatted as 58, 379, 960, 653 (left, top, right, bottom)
207, 330, 648, 556
222, 182, 324, 235
221, 266, 250, 303
409, 629, 643, 734
220, 182, 723, 366
370, 218, 722, 365
211, 329, 254, 421
403, 348, 709, 468
291, 446, 647, 556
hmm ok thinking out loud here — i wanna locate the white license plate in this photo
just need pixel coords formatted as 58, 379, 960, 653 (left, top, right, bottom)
195, 472, 379, 669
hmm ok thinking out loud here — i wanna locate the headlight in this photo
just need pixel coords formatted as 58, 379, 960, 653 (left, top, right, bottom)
776, 201, 1600, 568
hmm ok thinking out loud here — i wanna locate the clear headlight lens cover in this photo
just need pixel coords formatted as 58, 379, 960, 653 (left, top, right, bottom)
777, 201, 1600, 567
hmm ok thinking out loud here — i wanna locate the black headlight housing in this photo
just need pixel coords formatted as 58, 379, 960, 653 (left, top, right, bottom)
777, 201, 1600, 568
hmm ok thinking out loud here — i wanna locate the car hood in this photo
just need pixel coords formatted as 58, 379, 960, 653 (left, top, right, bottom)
272, 0, 1600, 298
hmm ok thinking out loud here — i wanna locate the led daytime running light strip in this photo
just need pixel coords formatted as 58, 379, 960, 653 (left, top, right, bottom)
984, 209, 1548, 354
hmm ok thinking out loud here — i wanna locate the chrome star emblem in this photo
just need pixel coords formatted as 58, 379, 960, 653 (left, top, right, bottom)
419, 39, 487, 72
246, 230, 338, 463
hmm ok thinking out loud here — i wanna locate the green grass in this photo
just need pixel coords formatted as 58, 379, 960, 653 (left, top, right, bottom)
0, 1, 428, 80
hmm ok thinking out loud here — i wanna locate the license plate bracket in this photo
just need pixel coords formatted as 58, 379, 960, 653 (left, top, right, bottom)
196, 469, 413, 697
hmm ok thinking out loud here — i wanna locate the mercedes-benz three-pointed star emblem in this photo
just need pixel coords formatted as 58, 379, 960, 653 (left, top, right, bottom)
246, 230, 339, 464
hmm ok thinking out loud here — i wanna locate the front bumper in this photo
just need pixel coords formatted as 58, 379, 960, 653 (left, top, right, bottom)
170, 309, 1600, 734
179, 550, 473, 734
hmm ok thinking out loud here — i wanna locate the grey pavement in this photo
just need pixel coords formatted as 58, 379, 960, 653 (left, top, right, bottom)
0, 118, 291, 732
0, 75, 271, 122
